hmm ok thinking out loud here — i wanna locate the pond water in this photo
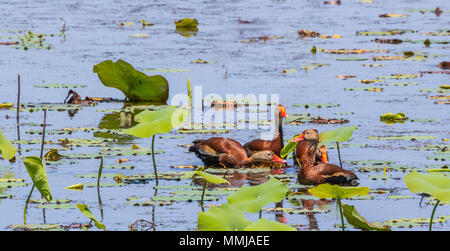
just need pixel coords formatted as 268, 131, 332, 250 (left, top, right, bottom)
0, 0, 449, 231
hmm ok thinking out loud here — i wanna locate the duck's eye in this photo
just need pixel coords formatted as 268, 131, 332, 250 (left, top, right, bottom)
306, 131, 310, 134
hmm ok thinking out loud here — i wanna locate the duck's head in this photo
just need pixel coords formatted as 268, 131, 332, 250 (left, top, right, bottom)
317, 145, 328, 163
290, 129, 319, 143
251, 150, 286, 164
277, 104, 287, 118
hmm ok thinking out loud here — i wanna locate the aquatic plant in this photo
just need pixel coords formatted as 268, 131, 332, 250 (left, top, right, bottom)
76, 203, 105, 230
198, 178, 296, 231
404, 171, 450, 231
227, 177, 288, 217
318, 126, 358, 168
23, 156, 52, 224
190, 165, 229, 211
124, 106, 187, 185
93, 59, 169, 103
0, 128, 17, 160
308, 183, 369, 231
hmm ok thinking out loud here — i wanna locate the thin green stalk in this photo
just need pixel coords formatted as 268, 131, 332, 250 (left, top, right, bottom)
259, 210, 262, 219
16, 74, 21, 155
337, 198, 345, 231
336, 142, 343, 168
40, 109, 47, 159
429, 200, 440, 231
97, 156, 104, 188
201, 179, 206, 212
187, 77, 192, 109
24, 184, 35, 224
152, 135, 158, 186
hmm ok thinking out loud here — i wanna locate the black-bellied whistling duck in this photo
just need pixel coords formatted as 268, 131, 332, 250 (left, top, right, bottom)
189, 137, 286, 168
243, 104, 287, 157
64, 90, 96, 105
293, 139, 328, 165
290, 129, 358, 186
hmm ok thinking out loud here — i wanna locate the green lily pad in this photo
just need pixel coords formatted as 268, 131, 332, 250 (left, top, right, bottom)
0, 128, 17, 160
341, 203, 391, 231
319, 126, 358, 145
380, 112, 408, 123
93, 59, 169, 102
404, 171, 450, 202
308, 184, 370, 199
124, 106, 187, 138
77, 204, 105, 230
175, 18, 198, 28
34, 83, 87, 88
244, 218, 297, 231
227, 178, 288, 213
198, 204, 251, 231
23, 157, 52, 201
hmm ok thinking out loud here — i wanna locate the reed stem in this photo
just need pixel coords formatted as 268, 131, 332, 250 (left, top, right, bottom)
429, 200, 440, 231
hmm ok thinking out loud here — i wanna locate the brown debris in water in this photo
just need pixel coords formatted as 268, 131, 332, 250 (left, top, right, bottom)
0, 41, 19, 45
298, 30, 320, 38
374, 38, 403, 44
64, 90, 96, 105
324, 0, 341, 5
311, 117, 349, 124
438, 62, 450, 69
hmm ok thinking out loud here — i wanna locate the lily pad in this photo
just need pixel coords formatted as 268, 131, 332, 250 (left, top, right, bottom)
124, 106, 187, 138
319, 126, 358, 145
404, 171, 450, 202
0, 128, 17, 160
308, 184, 370, 199
244, 218, 297, 231
93, 59, 169, 103
77, 204, 105, 230
23, 157, 52, 201
226, 178, 288, 213
341, 203, 391, 231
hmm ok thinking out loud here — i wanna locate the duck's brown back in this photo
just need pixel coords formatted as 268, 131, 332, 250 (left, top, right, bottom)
244, 134, 282, 156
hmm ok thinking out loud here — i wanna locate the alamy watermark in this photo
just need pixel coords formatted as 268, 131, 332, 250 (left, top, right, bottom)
170, 85, 281, 139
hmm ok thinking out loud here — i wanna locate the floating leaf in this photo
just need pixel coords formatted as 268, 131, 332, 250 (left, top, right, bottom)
0, 103, 14, 108
23, 157, 52, 201
76, 204, 105, 230
280, 134, 301, 158
244, 218, 297, 231
93, 59, 169, 103
380, 112, 408, 123
0, 128, 17, 160
404, 171, 450, 202
198, 204, 251, 231
65, 183, 84, 191
319, 126, 358, 145
175, 18, 198, 28
308, 183, 370, 199
341, 203, 391, 231
124, 106, 187, 138
227, 178, 288, 213
194, 171, 230, 184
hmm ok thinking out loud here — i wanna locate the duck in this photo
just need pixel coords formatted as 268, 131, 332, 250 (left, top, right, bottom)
290, 129, 358, 186
243, 104, 287, 157
292, 132, 328, 165
189, 137, 286, 168
64, 90, 96, 105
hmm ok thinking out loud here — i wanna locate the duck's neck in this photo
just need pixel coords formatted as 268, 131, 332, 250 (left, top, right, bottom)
300, 140, 318, 168
273, 113, 284, 143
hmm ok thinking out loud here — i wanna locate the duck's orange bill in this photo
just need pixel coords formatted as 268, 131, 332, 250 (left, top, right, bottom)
279, 105, 288, 118
290, 134, 304, 142
273, 154, 287, 164
321, 152, 329, 163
